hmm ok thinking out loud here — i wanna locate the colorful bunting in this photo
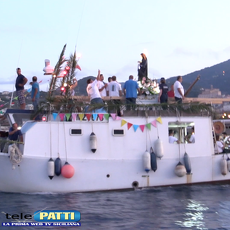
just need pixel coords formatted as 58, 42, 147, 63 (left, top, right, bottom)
14, 96, 18, 100
92, 113, 98, 121
98, 114, 104, 121
146, 123, 151, 130
133, 125, 139, 132
78, 113, 84, 121
156, 117, 162, 124
151, 120, 157, 127
111, 113, 116, 120
52, 113, 58, 121
72, 113, 77, 121
27, 88, 32, 93
116, 116, 121, 121
65, 113, 71, 121
104, 114, 109, 120
59, 113, 65, 121
127, 123, 133, 130
121, 119, 127, 127
139, 125, 145, 132
86, 114, 91, 121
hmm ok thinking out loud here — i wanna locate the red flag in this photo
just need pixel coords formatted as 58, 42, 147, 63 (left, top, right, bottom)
76, 64, 81, 71
38, 80, 42, 83
86, 114, 91, 121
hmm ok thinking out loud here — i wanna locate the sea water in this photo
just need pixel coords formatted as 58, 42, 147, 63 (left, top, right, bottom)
0, 184, 230, 230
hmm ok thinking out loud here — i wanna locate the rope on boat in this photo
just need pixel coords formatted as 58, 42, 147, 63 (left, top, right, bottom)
9, 144, 22, 169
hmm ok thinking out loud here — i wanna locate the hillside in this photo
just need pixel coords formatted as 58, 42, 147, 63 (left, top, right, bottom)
165, 59, 230, 97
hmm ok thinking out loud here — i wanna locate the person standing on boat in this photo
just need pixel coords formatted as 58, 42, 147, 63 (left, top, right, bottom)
174, 76, 184, 104
107, 76, 123, 116
9, 123, 23, 142
123, 75, 140, 110
15, 68, 28, 110
169, 130, 180, 144
97, 74, 107, 98
187, 127, 195, 143
158, 77, 169, 104
138, 53, 148, 81
31, 76, 40, 110
86, 70, 104, 106
214, 135, 224, 154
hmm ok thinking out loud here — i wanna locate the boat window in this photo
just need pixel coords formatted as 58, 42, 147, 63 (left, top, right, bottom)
168, 122, 195, 144
69, 129, 82, 136
112, 129, 125, 136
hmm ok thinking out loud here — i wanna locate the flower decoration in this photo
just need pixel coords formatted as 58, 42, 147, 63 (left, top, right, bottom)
138, 78, 160, 95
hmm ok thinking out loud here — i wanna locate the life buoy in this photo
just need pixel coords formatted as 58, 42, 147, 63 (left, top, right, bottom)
154, 138, 164, 159
184, 152, 191, 174
175, 162, 186, 177
48, 158, 55, 180
143, 151, 151, 173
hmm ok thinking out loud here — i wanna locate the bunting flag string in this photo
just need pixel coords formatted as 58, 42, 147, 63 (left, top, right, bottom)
139, 125, 145, 132
52, 113, 58, 121
92, 113, 98, 121
72, 113, 77, 121
59, 113, 65, 121
156, 117, 162, 124
146, 123, 151, 130
86, 114, 91, 121
133, 125, 139, 132
65, 113, 71, 121
116, 116, 121, 121
127, 123, 133, 130
104, 114, 109, 120
111, 113, 116, 120
151, 120, 157, 127
98, 114, 104, 121
121, 120, 127, 127
78, 113, 84, 121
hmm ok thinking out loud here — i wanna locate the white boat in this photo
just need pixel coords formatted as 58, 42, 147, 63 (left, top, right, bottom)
0, 104, 229, 194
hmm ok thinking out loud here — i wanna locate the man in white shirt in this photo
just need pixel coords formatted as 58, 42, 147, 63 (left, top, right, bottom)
174, 76, 184, 104
86, 70, 104, 106
169, 130, 179, 144
97, 74, 107, 97
107, 76, 122, 97
187, 127, 195, 143
106, 76, 123, 116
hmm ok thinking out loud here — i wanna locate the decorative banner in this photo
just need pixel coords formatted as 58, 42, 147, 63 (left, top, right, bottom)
13, 96, 18, 100
98, 114, 104, 121
59, 113, 65, 121
139, 125, 145, 132
104, 114, 109, 120
151, 120, 157, 127
133, 125, 139, 132
65, 113, 71, 121
92, 113, 98, 121
52, 113, 58, 121
116, 116, 121, 121
127, 123, 133, 130
78, 113, 84, 121
146, 123, 151, 130
121, 119, 127, 127
72, 113, 77, 121
156, 117, 162, 124
111, 113, 116, 120
86, 114, 91, 121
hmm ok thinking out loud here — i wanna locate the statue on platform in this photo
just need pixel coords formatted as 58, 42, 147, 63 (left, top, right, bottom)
138, 53, 148, 81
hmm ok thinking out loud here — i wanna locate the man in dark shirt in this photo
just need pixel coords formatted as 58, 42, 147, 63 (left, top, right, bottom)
158, 78, 169, 103
9, 123, 23, 142
15, 68, 28, 109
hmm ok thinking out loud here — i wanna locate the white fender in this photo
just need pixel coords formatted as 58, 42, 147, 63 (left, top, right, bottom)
48, 158, 55, 180
90, 132, 97, 153
154, 138, 164, 159
143, 151, 151, 173
175, 162, 186, 177
221, 158, 228, 176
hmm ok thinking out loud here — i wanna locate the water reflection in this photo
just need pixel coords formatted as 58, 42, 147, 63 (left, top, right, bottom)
175, 199, 209, 229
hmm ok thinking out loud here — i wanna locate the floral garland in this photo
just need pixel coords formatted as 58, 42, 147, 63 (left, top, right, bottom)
137, 77, 160, 95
